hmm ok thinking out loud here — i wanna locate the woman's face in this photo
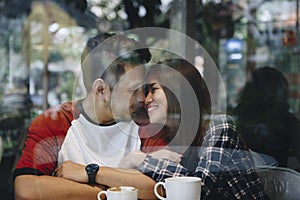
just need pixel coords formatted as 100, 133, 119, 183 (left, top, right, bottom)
145, 75, 168, 124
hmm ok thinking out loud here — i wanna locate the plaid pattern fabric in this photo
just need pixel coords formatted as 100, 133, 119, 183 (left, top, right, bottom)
138, 115, 269, 200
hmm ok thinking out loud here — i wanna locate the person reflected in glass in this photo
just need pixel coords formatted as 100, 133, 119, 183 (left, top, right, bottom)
232, 66, 300, 168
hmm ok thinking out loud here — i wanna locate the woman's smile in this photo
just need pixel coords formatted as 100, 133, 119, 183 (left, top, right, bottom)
147, 103, 159, 112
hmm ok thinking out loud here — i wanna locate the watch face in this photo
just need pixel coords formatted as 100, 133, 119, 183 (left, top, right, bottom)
86, 163, 99, 174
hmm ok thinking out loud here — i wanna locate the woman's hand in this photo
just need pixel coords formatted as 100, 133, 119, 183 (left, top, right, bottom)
121, 151, 148, 168
121, 149, 182, 168
149, 149, 182, 163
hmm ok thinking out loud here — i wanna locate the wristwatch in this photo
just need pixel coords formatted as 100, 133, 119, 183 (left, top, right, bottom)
85, 163, 99, 185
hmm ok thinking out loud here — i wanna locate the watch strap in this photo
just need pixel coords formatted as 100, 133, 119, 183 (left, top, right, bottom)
88, 174, 96, 185
85, 163, 99, 185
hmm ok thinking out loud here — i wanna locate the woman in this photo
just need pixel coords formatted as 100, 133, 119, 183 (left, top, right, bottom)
123, 58, 269, 200
139, 58, 211, 155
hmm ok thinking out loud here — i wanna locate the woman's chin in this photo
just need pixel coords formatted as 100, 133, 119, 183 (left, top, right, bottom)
149, 114, 167, 125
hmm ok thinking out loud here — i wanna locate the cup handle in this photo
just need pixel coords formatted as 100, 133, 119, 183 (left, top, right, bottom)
97, 191, 107, 200
154, 182, 166, 200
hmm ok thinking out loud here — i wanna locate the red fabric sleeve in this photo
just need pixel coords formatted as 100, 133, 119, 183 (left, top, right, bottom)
14, 102, 76, 176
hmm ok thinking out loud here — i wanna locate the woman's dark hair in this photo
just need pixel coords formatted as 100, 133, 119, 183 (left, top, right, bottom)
148, 58, 212, 146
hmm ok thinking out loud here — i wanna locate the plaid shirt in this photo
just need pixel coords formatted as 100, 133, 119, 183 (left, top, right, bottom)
138, 115, 269, 200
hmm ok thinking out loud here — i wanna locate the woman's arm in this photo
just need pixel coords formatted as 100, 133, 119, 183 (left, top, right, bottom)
138, 155, 188, 181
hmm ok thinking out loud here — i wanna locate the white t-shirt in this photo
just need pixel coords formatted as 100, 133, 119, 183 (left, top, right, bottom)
58, 114, 141, 167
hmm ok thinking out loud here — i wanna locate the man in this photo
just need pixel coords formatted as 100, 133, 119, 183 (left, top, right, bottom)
13, 33, 157, 200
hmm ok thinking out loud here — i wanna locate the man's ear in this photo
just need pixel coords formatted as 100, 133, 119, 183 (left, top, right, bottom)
92, 78, 105, 95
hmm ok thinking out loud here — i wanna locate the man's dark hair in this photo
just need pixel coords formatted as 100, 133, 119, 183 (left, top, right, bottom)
81, 33, 151, 92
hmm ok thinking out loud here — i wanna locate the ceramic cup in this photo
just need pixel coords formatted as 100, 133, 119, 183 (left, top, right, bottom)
97, 186, 138, 200
154, 176, 202, 200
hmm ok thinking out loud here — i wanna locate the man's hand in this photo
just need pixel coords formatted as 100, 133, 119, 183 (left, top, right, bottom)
54, 160, 87, 183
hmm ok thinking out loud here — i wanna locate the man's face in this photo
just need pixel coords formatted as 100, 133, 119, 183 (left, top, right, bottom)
110, 65, 146, 121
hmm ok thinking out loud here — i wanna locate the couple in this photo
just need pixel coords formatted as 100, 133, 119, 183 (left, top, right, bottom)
13, 33, 268, 200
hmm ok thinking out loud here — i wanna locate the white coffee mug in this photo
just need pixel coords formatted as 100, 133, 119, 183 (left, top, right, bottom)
154, 177, 202, 200
97, 186, 138, 200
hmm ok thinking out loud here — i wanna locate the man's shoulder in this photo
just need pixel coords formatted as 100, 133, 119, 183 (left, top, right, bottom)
32, 101, 79, 125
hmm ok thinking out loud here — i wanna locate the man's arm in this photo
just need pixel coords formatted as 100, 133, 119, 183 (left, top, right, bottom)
55, 160, 157, 200
14, 175, 102, 200
97, 167, 156, 199
14, 103, 109, 200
